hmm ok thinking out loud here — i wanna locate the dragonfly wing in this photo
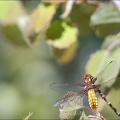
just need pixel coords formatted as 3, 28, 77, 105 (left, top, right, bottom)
54, 97, 64, 107
99, 76, 120, 94
50, 83, 84, 93
93, 60, 119, 87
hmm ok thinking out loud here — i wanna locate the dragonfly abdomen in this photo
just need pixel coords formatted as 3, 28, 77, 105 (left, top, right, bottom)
88, 89, 98, 111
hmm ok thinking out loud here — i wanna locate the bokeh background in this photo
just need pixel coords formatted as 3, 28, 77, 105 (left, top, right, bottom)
0, 0, 120, 119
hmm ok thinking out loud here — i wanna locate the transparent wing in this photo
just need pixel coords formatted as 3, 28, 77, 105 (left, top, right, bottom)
54, 91, 83, 107
54, 97, 65, 107
93, 60, 119, 86
98, 76, 120, 95
95, 61, 120, 116
50, 83, 84, 93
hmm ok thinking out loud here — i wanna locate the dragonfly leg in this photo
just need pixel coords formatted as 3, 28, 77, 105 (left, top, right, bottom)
77, 84, 86, 87
92, 77, 97, 83
93, 84, 101, 92
79, 90, 88, 95
97, 89, 120, 117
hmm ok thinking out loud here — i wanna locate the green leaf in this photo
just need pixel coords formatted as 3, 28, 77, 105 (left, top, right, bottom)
86, 48, 120, 76
28, 3, 56, 33
46, 20, 78, 49
0, 1, 25, 23
102, 33, 120, 49
86, 50, 105, 77
51, 41, 78, 64
55, 92, 87, 120
90, 3, 120, 37
2, 24, 27, 46
69, 3, 96, 35
25, 3, 56, 46
0, 1, 28, 46
46, 20, 78, 64
86, 47, 120, 89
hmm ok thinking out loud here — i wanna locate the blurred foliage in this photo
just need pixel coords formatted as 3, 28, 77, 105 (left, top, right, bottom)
90, 2, 120, 37
0, 0, 120, 119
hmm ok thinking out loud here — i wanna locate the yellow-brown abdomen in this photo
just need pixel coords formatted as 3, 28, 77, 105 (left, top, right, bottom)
88, 89, 98, 111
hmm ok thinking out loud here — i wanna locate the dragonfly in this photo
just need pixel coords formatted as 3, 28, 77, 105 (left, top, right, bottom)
51, 60, 120, 117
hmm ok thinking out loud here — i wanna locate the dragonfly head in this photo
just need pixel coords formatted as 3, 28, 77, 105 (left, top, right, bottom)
84, 74, 93, 83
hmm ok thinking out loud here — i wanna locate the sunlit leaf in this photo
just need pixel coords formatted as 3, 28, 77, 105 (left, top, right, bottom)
90, 3, 120, 37
0, 1, 25, 23
86, 50, 105, 76
86, 47, 120, 89
25, 3, 56, 46
102, 33, 120, 49
28, 3, 56, 33
86, 48, 120, 76
0, 1, 28, 46
46, 20, 78, 49
46, 20, 78, 64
